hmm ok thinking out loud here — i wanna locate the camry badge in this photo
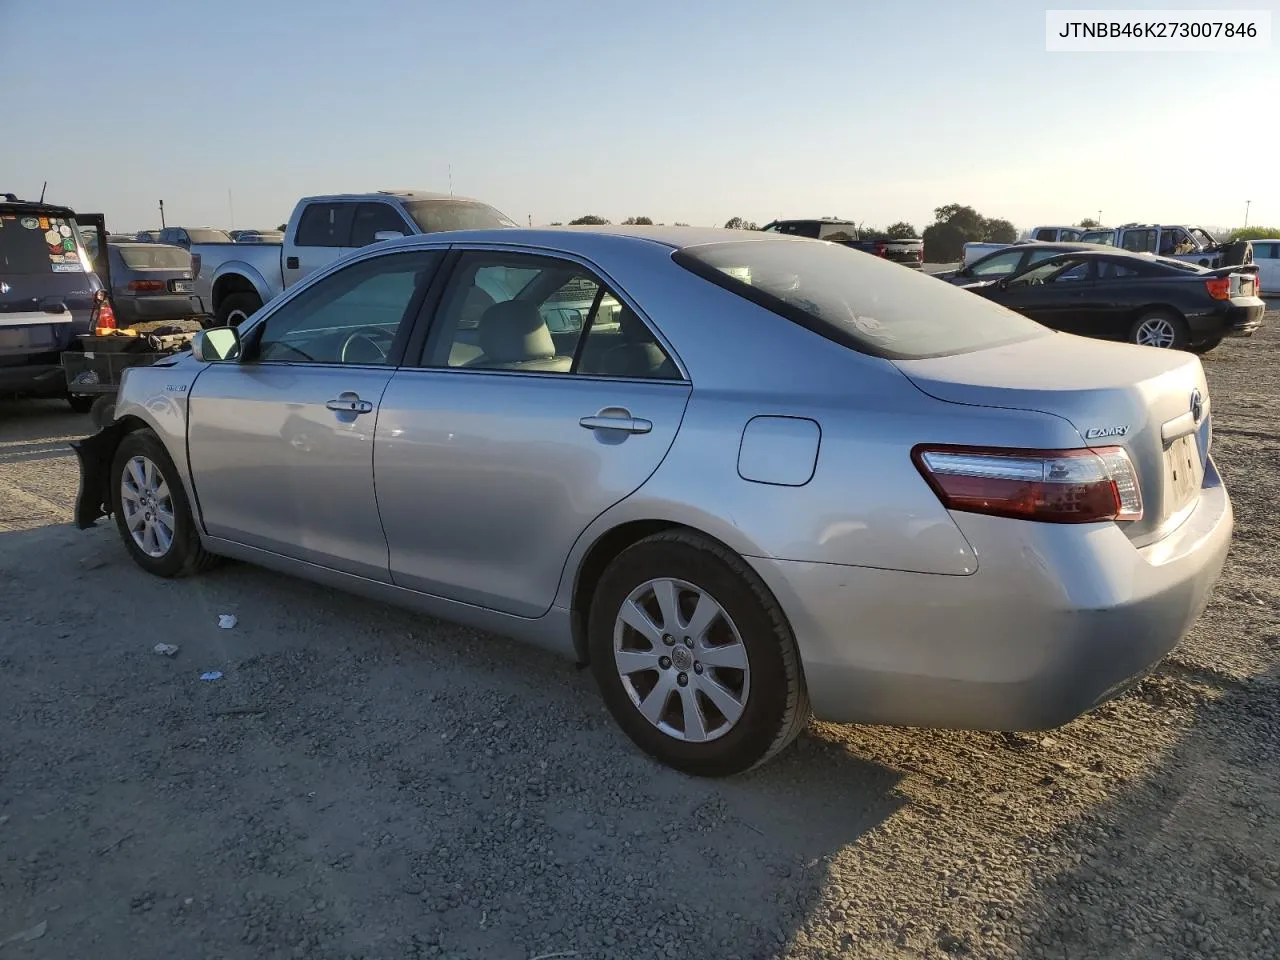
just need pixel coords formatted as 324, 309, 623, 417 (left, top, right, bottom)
1085, 425, 1129, 440
1190, 389, 1203, 422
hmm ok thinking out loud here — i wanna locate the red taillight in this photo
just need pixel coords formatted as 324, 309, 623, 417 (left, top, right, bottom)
913, 445, 1143, 523
95, 297, 117, 331
127, 279, 165, 292
191, 253, 202, 278
1204, 276, 1231, 300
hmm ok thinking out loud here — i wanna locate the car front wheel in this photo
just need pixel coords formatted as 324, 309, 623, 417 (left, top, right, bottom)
110, 429, 220, 577
588, 531, 809, 776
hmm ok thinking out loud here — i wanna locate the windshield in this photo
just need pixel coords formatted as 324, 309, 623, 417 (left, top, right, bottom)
675, 239, 1050, 360
0, 212, 87, 274
1080, 230, 1115, 245
115, 245, 191, 269
187, 229, 231, 244
401, 199, 518, 233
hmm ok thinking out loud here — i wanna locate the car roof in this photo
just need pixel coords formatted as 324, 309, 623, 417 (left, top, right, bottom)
374, 224, 780, 256
0, 200, 77, 218
300, 191, 489, 204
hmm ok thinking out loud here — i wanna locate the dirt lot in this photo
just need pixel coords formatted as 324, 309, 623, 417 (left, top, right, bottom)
2, 318, 1279, 960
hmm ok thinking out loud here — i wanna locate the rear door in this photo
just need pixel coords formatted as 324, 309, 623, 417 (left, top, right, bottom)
0, 210, 99, 361
283, 201, 357, 288
374, 247, 691, 617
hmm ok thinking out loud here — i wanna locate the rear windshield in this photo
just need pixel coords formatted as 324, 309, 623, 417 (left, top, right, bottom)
187, 229, 231, 244
0, 212, 87, 274
674, 239, 1051, 360
116, 245, 190, 269
402, 199, 518, 234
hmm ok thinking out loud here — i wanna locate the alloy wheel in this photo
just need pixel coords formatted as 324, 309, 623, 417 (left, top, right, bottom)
612, 577, 750, 742
120, 455, 175, 558
1134, 317, 1177, 348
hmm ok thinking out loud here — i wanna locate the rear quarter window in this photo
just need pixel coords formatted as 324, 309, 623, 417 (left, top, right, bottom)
115, 245, 191, 269
674, 239, 1051, 360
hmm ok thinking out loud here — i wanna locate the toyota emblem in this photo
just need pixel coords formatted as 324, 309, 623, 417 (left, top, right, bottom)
1190, 389, 1203, 422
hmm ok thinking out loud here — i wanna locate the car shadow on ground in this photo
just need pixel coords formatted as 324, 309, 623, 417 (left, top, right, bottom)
0, 522, 906, 960
1015, 663, 1280, 960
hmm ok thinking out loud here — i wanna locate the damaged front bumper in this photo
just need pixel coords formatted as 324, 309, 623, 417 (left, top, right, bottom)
69, 422, 129, 529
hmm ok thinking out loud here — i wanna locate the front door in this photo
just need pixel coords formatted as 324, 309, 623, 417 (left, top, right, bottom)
187, 248, 443, 580
998, 256, 1095, 332
374, 248, 691, 617
282, 201, 358, 288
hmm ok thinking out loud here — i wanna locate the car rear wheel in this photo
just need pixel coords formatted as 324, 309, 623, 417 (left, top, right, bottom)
1130, 311, 1188, 350
110, 429, 220, 578
217, 291, 262, 327
588, 531, 809, 776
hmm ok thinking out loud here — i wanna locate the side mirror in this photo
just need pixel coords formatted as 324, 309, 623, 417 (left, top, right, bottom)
191, 326, 242, 362
372, 230, 405, 243
997, 276, 1011, 289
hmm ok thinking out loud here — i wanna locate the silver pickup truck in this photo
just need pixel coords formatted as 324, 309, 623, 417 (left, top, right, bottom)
192, 191, 518, 325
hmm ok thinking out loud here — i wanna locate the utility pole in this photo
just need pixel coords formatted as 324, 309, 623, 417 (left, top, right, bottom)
1245, 200, 1251, 228
527, 214, 532, 227
448, 165, 453, 196
159, 199, 166, 228
1097, 209, 1102, 226
228, 188, 235, 229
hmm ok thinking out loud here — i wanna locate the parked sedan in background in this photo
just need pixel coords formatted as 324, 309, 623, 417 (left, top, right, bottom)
158, 226, 232, 249
934, 241, 1106, 284
73, 227, 1230, 776
965, 249, 1263, 352
105, 241, 204, 325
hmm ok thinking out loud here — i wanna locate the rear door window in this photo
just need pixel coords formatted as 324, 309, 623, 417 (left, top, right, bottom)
0, 213, 86, 274
350, 203, 412, 246
295, 203, 356, 247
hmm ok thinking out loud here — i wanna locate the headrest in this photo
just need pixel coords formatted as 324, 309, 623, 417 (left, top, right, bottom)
477, 300, 555, 363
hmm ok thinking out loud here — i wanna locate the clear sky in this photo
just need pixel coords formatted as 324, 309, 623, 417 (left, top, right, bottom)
2, 0, 1276, 233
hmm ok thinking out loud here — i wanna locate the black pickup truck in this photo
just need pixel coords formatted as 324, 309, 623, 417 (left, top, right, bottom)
758, 218, 924, 268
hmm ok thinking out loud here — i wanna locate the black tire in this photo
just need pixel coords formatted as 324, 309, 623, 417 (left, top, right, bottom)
1189, 335, 1224, 355
110, 429, 220, 578
588, 531, 809, 776
67, 394, 95, 414
216, 291, 262, 328
1129, 311, 1189, 350
89, 395, 116, 430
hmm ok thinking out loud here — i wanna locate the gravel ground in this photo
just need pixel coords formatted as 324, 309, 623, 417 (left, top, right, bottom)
2, 316, 1279, 960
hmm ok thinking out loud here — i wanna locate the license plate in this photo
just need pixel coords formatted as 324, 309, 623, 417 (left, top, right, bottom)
1241, 279, 1255, 296
170, 280, 193, 293
0, 326, 54, 349
1163, 434, 1204, 515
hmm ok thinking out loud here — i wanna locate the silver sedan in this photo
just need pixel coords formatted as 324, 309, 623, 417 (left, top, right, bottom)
71, 227, 1232, 775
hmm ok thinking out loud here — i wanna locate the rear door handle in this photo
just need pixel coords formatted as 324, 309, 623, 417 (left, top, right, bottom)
326, 394, 374, 415
579, 408, 652, 434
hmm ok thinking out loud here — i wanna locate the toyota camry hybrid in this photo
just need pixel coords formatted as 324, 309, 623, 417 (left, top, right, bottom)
70, 227, 1231, 776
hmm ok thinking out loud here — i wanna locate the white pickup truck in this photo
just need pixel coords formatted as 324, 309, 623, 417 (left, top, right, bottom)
192, 191, 517, 325
961, 226, 1087, 266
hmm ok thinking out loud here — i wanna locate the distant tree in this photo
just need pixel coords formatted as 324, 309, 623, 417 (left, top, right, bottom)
276, 223, 287, 232
674, 221, 690, 226
921, 204, 1016, 262
1077, 217, 1101, 229
724, 216, 758, 230
549, 221, 563, 226
622, 216, 654, 225
1227, 226, 1280, 242
883, 221, 918, 239
568, 215, 610, 225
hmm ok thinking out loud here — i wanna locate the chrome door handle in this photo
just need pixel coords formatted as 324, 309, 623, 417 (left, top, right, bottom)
326, 395, 374, 415
579, 410, 652, 434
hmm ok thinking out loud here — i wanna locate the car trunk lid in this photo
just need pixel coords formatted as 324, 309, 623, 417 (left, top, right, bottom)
894, 332, 1211, 545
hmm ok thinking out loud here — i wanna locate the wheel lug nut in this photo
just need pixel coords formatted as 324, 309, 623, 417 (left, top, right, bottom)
682, 637, 692, 648
662, 634, 674, 646
677, 672, 688, 687
693, 663, 703, 675
659, 656, 671, 670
